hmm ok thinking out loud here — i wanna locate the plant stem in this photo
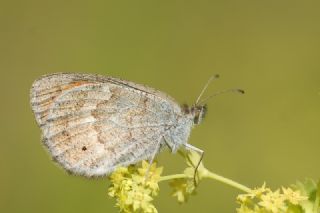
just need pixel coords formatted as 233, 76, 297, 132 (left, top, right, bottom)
159, 171, 251, 193
203, 170, 252, 193
159, 174, 189, 182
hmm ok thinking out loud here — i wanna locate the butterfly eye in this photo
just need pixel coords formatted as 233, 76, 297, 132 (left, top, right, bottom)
193, 115, 199, 124
200, 105, 207, 120
82, 146, 87, 151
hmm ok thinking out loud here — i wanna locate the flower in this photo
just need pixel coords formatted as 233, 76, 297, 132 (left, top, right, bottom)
237, 183, 308, 213
108, 161, 162, 213
258, 189, 285, 212
281, 187, 307, 205
138, 161, 163, 196
107, 151, 315, 213
181, 150, 208, 183
169, 178, 196, 203
169, 150, 210, 203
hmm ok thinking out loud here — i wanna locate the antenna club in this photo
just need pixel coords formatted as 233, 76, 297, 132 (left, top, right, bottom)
237, 89, 245, 94
214, 74, 220, 78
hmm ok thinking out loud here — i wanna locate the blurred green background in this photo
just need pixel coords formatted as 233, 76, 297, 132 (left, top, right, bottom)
1, 0, 320, 212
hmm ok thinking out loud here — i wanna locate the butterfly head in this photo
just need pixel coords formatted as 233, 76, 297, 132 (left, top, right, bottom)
188, 74, 244, 125
182, 104, 207, 125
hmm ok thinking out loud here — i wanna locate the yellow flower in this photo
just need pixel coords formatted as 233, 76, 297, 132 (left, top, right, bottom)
108, 161, 162, 213
237, 182, 309, 213
252, 183, 270, 197
258, 189, 285, 213
237, 204, 265, 213
125, 183, 156, 212
281, 187, 307, 205
169, 178, 196, 203
138, 161, 163, 196
108, 167, 129, 197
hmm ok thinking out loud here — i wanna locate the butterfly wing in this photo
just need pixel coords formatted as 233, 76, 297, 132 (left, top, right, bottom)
31, 73, 180, 176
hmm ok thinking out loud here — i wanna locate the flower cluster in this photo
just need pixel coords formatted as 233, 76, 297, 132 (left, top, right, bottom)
169, 150, 208, 203
108, 161, 163, 213
107, 151, 320, 213
237, 182, 313, 213
108, 151, 208, 212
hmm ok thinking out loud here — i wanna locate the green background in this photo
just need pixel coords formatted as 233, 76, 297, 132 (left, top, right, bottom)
1, 0, 320, 212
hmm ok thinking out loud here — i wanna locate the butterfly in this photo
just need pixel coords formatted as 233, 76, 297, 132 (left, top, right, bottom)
30, 73, 243, 177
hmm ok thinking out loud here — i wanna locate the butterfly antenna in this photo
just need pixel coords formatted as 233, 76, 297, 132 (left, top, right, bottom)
197, 88, 245, 105
195, 74, 220, 105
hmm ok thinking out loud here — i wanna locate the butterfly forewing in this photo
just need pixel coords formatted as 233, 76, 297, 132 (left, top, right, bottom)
30, 73, 181, 176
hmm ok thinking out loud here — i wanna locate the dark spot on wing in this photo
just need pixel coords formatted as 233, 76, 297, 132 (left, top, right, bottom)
61, 130, 70, 137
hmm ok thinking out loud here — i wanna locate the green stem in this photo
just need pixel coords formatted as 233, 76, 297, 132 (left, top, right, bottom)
159, 171, 251, 193
203, 170, 252, 193
159, 174, 189, 182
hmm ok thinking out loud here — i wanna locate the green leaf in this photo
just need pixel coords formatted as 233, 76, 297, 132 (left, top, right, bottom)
286, 203, 304, 213
313, 181, 320, 213
292, 179, 320, 213
292, 179, 317, 200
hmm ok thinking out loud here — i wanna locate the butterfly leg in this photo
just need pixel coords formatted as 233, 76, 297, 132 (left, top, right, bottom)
144, 136, 163, 181
184, 143, 204, 186
163, 136, 174, 152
